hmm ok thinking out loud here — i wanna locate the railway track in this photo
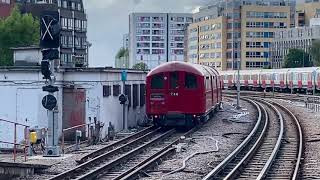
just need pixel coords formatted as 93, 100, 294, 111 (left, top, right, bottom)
76, 126, 156, 164
49, 126, 199, 180
203, 97, 303, 180
223, 90, 320, 104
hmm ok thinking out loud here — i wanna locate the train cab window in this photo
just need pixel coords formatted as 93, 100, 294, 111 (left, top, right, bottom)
151, 74, 164, 89
170, 72, 179, 89
185, 73, 197, 89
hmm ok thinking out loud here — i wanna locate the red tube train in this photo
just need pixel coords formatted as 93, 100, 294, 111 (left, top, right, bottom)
146, 61, 222, 127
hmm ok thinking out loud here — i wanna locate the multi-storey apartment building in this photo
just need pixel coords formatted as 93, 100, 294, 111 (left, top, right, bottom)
10, 0, 88, 67
123, 34, 129, 49
241, 3, 291, 69
187, 0, 294, 70
296, 0, 320, 27
187, 16, 227, 70
0, 0, 14, 18
129, 13, 193, 69
271, 26, 320, 68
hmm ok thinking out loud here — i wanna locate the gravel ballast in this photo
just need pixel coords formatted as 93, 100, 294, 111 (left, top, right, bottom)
140, 98, 258, 180
272, 99, 320, 179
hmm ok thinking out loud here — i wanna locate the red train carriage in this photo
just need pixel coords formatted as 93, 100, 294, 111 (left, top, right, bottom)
146, 61, 222, 127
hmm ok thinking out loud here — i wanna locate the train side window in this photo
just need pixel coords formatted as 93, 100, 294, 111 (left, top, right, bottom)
170, 72, 179, 89
151, 74, 164, 89
185, 73, 197, 89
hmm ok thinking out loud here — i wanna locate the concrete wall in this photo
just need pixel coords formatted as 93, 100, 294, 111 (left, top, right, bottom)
0, 68, 146, 148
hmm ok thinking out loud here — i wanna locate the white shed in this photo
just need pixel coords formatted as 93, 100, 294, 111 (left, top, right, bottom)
0, 67, 147, 148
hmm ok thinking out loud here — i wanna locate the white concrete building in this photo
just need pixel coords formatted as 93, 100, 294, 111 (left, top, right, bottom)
123, 33, 129, 49
129, 13, 193, 69
0, 67, 146, 148
271, 26, 320, 68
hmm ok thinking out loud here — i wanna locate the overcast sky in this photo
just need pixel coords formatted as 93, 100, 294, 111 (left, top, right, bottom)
83, 0, 216, 67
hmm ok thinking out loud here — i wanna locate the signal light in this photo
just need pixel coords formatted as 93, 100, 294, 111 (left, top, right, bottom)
42, 49, 59, 60
41, 60, 51, 79
40, 11, 61, 49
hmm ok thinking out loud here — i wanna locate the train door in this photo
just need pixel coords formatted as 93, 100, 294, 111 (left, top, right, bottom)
167, 71, 181, 112
216, 76, 219, 104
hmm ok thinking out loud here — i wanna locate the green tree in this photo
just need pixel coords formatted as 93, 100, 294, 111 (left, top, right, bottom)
310, 40, 320, 66
283, 49, 313, 68
115, 47, 128, 59
0, 7, 39, 66
132, 62, 148, 70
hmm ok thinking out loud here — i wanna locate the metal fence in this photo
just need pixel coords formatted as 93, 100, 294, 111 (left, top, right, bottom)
0, 119, 29, 162
306, 96, 320, 112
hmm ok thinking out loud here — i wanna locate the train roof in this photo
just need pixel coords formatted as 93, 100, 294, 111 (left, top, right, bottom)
147, 61, 219, 77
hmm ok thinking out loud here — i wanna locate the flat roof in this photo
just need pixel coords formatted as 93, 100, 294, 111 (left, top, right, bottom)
11, 46, 40, 50
0, 66, 148, 74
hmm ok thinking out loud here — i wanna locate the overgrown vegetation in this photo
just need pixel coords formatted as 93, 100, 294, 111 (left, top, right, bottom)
283, 49, 313, 68
0, 7, 39, 66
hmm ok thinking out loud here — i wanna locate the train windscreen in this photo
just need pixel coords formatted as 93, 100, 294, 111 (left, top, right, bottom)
151, 73, 164, 89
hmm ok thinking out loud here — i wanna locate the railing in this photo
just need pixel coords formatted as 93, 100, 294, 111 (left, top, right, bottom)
61, 123, 94, 154
0, 119, 29, 162
306, 96, 320, 112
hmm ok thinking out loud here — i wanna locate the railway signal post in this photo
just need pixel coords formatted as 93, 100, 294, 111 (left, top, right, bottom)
121, 70, 128, 131
40, 11, 61, 157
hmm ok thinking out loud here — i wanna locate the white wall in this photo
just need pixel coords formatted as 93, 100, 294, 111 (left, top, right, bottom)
0, 69, 146, 148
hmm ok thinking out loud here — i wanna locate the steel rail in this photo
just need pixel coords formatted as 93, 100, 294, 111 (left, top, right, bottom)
77, 126, 155, 164
49, 127, 164, 180
202, 98, 262, 180
255, 99, 284, 180
115, 126, 200, 180
223, 102, 269, 180
222, 95, 303, 179
266, 100, 303, 180
75, 129, 176, 180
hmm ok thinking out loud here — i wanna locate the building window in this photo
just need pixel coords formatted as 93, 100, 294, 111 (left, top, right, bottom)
57, 0, 61, 7
68, 36, 73, 47
71, 2, 75, 9
140, 84, 145, 107
82, 20, 87, 31
62, 0, 67, 8
125, 85, 132, 107
68, 18, 73, 30
61, 17, 68, 29
132, 84, 138, 108
113, 85, 121, 96
137, 16, 151, 22
103, 85, 111, 97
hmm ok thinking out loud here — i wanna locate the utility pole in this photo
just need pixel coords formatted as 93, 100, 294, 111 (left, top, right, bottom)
313, 70, 317, 95
237, 59, 241, 109
40, 11, 61, 157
